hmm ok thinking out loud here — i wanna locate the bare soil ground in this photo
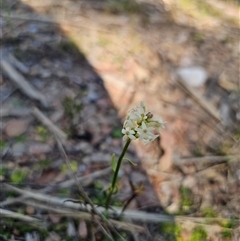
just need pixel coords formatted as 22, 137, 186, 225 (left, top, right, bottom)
1, 0, 240, 240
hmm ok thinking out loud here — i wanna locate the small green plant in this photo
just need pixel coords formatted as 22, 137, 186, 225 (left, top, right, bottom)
161, 223, 181, 237
36, 126, 48, 141
221, 220, 234, 229
61, 160, 78, 173
202, 207, 217, 218
180, 186, 193, 211
10, 169, 28, 184
221, 229, 232, 239
189, 226, 207, 241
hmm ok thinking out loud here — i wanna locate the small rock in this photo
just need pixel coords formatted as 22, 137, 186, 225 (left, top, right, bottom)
25, 206, 35, 215
176, 66, 207, 87
5, 119, 29, 137
28, 143, 52, 155
12, 143, 26, 157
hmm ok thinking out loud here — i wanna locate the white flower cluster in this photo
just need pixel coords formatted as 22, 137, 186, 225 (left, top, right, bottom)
122, 101, 165, 145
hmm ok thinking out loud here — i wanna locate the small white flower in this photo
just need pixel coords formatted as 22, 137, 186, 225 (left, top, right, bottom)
148, 117, 165, 130
122, 101, 165, 145
123, 119, 135, 129
136, 122, 155, 140
122, 127, 136, 141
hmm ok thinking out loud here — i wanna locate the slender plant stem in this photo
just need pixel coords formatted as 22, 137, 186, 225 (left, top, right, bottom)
106, 138, 131, 210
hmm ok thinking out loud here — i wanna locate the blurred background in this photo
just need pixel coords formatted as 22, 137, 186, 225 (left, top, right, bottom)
1, 0, 240, 240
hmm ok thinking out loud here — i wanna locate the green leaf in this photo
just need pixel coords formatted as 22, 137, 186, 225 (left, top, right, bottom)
10, 169, 28, 184
111, 153, 117, 172
123, 157, 137, 166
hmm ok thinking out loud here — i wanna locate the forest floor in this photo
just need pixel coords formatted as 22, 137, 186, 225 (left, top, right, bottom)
1, 0, 240, 240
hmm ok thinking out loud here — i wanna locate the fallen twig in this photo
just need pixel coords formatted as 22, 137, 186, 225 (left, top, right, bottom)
0, 208, 41, 223
24, 200, 145, 233
7, 53, 29, 74
0, 59, 48, 107
174, 155, 235, 165
5, 184, 239, 225
32, 107, 67, 141
178, 78, 221, 122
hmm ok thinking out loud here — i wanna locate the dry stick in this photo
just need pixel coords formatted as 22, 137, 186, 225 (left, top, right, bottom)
3, 183, 172, 223
178, 79, 221, 122
0, 59, 48, 108
32, 107, 67, 142
54, 137, 120, 241
23, 200, 145, 233
7, 53, 29, 74
174, 155, 236, 166
0, 208, 41, 223
5, 184, 238, 225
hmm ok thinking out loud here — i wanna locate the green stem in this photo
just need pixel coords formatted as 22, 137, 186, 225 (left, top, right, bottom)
105, 138, 131, 211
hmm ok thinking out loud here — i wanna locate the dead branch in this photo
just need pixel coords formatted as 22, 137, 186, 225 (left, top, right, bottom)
0, 59, 48, 108
7, 53, 29, 74
174, 155, 235, 165
5, 184, 238, 225
178, 79, 221, 122
24, 200, 145, 233
0, 208, 41, 223
32, 107, 67, 141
